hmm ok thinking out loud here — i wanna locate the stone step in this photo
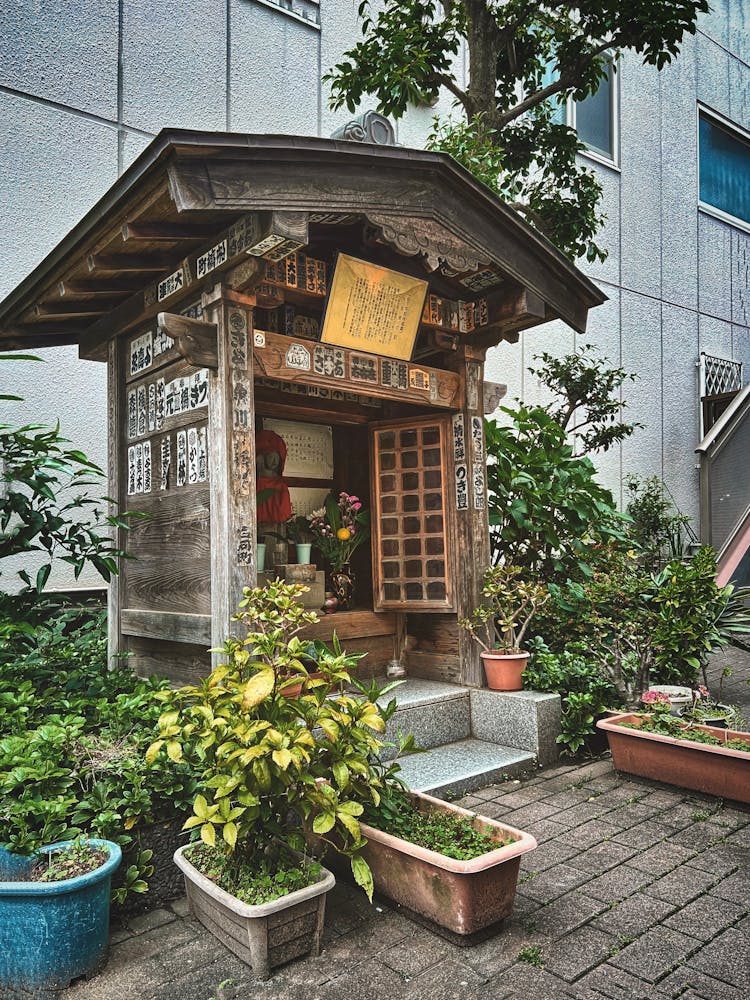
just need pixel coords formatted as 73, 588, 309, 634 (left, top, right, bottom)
393, 738, 537, 798
376, 678, 471, 758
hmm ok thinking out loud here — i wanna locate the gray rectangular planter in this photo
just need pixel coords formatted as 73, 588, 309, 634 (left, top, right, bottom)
174, 846, 335, 980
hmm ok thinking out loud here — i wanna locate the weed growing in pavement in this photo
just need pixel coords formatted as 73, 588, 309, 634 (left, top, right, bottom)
518, 871, 539, 884
517, 946, 544, 968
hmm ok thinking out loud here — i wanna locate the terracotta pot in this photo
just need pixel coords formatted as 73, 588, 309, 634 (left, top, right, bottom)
318, 790, 536, 938
597, 713, 750, 804
174, 846, 334, 980
481, 650, 529, 691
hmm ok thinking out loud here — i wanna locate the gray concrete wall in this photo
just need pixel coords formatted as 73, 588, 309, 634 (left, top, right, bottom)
0, 0, 747, 589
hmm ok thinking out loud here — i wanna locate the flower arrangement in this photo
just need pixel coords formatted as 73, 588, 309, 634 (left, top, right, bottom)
307, 493, 369, 570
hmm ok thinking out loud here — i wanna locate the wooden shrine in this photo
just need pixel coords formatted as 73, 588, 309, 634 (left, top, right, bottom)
0, 131, 605, 686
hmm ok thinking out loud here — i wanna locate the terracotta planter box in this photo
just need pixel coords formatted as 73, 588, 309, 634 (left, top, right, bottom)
351, 791, 536, 938
174, 846, 335, 980
597, 713, 750, 804
480, 650, 529, 691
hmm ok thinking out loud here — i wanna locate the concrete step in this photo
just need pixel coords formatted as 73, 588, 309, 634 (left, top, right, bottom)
393, 738, 536, 798
376, 678, 470, 759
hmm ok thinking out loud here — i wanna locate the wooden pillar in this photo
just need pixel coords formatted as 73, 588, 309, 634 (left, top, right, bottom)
204, 289, 257, 654
449, 344, 491, 687
107, 337, 123, 669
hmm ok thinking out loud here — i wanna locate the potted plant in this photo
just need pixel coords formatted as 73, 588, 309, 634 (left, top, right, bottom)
680, 684, 745, 730
285, 514, 314, 565
309, 690, 538, 939
0, 836, 122, 991
597, 698, 750, 804
148, 582, 387, 979
306, 493, 369, 610
459, 564, 549, 690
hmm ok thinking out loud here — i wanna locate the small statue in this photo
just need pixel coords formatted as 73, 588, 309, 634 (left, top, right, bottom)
255, 429, 292, 525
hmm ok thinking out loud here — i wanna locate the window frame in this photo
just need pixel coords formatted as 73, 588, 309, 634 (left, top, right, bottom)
697, 103, 750, 236
568, 59, 620, 170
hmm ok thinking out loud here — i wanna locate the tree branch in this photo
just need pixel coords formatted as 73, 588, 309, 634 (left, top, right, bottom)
432, 73, 476, 118
494, 39, 613, 128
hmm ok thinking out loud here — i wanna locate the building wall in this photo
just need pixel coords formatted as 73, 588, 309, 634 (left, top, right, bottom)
1, 0, 748, 588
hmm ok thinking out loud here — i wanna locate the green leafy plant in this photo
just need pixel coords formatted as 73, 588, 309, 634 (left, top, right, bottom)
148, 581, 400, 902
485, 406, 627, 580
529, 346, 641, 456
459, 564, 549, 654
523, 640, 620, 755
621, 711, 750, 753
325, 1, 706, 262
517, 945, 544, 968
361, 786, 506, 860
0, 607, 199, 904
34, 836, 110, 883
625, 475, 694, 571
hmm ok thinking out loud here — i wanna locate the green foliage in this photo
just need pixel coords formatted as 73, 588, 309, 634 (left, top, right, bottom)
149, 582, 403, 902
185, 843, 321, 906
362, 786, 506, 860
0, 608, 199, 900
517, 945, 544, 968
459, 564, 549, 653
622, 713, 750, 753
485, 406, 627, 580
523, 640, 620, 755
35, 836, 110, 883
529, 346, 641, 455
1, 353, 140, 595
326, 0, 707, 261
544, 546, 750, 705
625, 475, 693, 571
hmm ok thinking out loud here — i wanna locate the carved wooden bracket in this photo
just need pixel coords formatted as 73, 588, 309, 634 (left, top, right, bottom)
157, 312, 218, 370
365, 212, 493, 277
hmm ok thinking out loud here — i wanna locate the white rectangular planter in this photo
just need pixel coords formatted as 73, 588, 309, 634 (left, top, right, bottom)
174, 846, 335, 980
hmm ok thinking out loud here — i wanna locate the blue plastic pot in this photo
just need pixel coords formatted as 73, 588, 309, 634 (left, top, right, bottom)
0, 838, 122, 991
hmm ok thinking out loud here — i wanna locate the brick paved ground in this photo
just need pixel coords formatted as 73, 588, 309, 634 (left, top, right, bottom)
60, 758, 750, 1000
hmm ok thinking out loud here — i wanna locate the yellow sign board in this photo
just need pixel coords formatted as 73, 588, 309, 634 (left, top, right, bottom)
320, 254, 428, 361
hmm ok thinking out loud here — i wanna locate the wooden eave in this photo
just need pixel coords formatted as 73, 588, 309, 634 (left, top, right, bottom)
0, 129, 606, 355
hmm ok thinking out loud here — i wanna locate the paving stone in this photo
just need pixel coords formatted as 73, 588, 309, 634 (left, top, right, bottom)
519, 839, 580, 872
685, 843, 747, 877
454, 794, 489, 810
725, 824, 750, 848
110, 927, 135, 944
325, 957, 408, 999
471, 784, 509, 800
667, 821, 731, 851
637, 788, 685, 808
711, 806, 750, 831
569, 760, 617, 781
153, 931, 233, 982
532, 893, 609, 938
491, 788, 549, 809
608, 926, 699, 982
561, 819, 623, 850
566, 840, 639, 876
657, 966, 747, 1000
406, 956, 487, 994
126, 906, 177, 934
591, 892, 677, 936
627, 841, 697, 875
656, 802, 714, 831
516, 863, 591, 903
602, 802, 665, 827
710, 868, 750, 904
109, 919, 198, 963
584, 864, 656, 903
500, 802, 563, 827
611, 820, 676, 849
485, 963, 588, 1000
170, 895, 190, 917
576, 962, 663, 1000
554, 801, 612, 826
381, 934, 450, 977
540, 925, 619, 982
662, 893, 746, 939
648, 864, 720, 906
524, 818, 573, 841
537, 788, 596, 809
686, 927, 750, 989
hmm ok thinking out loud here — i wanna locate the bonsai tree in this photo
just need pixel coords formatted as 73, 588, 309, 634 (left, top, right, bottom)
459, 564, 549, 654
148, 581, 392, 900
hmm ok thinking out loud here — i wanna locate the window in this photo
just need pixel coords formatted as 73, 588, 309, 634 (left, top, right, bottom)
544, 60, 618, 165
699, 109, 750, 229
574, 63, 616, 161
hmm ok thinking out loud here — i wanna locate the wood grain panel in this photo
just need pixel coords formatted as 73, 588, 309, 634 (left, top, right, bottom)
128, 637, 210, 685
121, 609, 212, 645
124, 490, 211, 614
